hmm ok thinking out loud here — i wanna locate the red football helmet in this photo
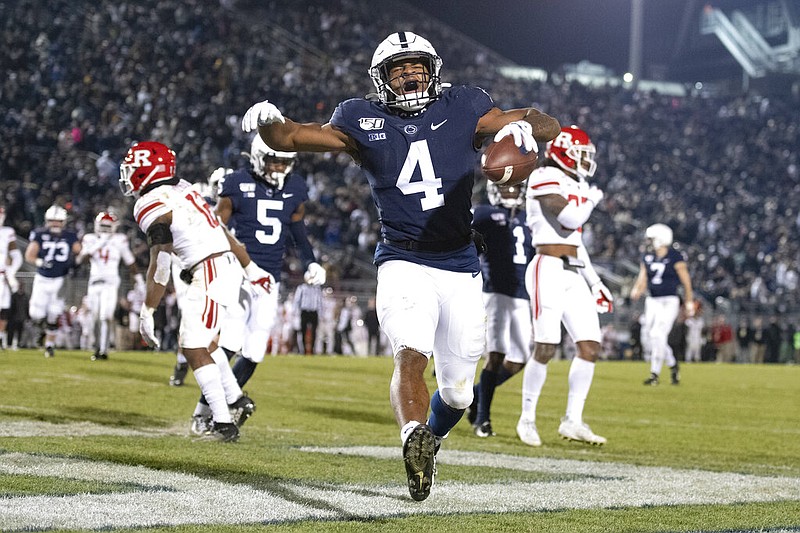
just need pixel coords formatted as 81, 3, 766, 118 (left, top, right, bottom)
119, 141, 176, 197
545, 125, 597, 179
95, 211, 119, 234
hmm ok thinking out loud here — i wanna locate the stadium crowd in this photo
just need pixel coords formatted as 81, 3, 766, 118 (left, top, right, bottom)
2, 0, 800, 357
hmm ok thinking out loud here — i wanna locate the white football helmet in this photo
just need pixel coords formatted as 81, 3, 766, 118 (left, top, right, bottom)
369, 31, 443, 113
248, 135, 296, 189
646, 223, 673, 249
487, 180, 526, 210
44, 205, 68, 234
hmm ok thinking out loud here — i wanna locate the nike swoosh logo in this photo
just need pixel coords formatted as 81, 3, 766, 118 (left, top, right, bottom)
282, 193, 294, 198
431, 119, 448, 130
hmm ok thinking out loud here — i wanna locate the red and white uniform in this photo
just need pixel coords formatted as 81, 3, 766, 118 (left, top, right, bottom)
134, 179, 243, 349
524, 166, 601, 344
0, 226, 16, 310
82, 232, 136, 320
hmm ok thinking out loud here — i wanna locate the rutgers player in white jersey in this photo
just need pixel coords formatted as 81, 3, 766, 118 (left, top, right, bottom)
523, 125, 613, 446
119, 141, 266, 442
0, 205, 23, 350
77, 211, 144, 360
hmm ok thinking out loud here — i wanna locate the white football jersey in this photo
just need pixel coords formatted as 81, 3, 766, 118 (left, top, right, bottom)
0, 226, 15, 272
133, 179, 229, 269
525, 166, 593, 247
82, 232, 135, 284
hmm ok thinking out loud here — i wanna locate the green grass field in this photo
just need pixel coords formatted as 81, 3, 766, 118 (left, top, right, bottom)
1, 349, 799, 532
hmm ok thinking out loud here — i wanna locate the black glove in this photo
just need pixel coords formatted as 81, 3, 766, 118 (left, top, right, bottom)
471, 229, 487, 254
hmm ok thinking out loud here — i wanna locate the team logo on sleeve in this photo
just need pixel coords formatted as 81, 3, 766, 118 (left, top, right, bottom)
358, 118, 384, 130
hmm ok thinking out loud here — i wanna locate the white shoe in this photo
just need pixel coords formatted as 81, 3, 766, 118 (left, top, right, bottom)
558, 417, 606, 446
516, 418, 542, 447
190, 414, 213, 436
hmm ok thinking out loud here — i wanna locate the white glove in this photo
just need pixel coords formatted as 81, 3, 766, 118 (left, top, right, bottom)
34, 258, 54, 269
304, 262, 326, 285
5, 274, 18, 294
139, 305, 160, 349
241, 100, 285, 132
244, 261, 275, 295
684, 300, 696, 318
493, 121, 537, 154
586, 185, 604, 206
591, 282, 614, 314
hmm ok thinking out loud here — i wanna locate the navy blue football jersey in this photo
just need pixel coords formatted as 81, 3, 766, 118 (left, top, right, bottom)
28, 228, 79, 278
219, 169, 308, 281
642, 246, 687, 297
330, 85, 494, 273
472, 204, 533, 299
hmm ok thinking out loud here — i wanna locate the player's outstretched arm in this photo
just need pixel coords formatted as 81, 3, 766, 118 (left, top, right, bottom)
241, 100, 352, 154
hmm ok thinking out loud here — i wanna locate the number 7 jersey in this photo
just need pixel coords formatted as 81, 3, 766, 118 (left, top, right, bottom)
133, 179, 230, 269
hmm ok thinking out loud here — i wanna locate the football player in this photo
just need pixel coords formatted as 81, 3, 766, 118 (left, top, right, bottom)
630, 223, 695, 385
119, 141, 263, 442
168, 167, 232, 387
242, 31, 559, 500
0, 205, 23, 350
523, 125, 613, 446
189, 138, 324, 433
77, 211, 144, 360
469, 181, 537, 444
24, 205, 82, 358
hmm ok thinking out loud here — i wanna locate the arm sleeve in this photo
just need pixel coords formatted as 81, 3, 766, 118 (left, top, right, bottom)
289, 219, 317, 269
555, 200, 597, 231
577, 242, 601, 287
7, 248, 23, 274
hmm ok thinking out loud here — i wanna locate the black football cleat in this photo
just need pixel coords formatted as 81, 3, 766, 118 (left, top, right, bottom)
403, 424, 437, 502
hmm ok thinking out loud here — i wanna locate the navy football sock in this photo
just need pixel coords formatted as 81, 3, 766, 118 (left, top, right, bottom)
495, 365, 513, 387
427, 389, 464, 437
232, 357, 258, 388
476, 368, 498, 424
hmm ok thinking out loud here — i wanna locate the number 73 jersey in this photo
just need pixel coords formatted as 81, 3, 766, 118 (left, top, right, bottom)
27, 227, 80, 278
133, 179, 230, 270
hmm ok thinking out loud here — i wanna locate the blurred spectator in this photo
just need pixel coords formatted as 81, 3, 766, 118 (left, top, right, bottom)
7, 284, 29, 350
763, 316, 783, 363
751, 317, 767, 364
735, 318, 754, 363
711, 315, 735, 363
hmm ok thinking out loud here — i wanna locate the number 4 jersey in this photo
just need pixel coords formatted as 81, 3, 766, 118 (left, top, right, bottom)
81, 232, 136, 285
133, 179, 229, 270
330, 85, 494, 273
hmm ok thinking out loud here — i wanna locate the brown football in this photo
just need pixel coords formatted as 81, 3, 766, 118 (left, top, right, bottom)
481, 135, 538, 186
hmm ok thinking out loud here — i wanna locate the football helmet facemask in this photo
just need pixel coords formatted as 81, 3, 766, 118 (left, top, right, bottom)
119, 141, 176, 197
44, 205, 68, 234
487, 180, 526, 210
545, 125, 597, 180
95, 211, 119, 234
248, 135, 296, 190
369, 31, 443, 113
646, 223, 673, 249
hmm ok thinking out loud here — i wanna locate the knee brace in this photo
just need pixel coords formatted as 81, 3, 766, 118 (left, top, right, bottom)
439, 385, 473, 411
